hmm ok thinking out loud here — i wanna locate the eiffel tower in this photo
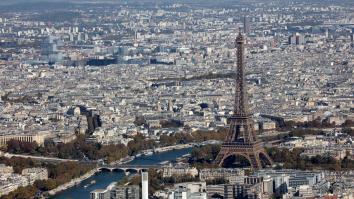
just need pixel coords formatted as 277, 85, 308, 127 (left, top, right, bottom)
214, 31, 273, 169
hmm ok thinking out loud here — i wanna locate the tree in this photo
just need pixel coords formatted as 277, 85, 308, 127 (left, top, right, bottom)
266, 147, 352, 171
6, 140, 39, 154
134, 116, 146, 126
34, 179, 58, 191
191, 128, 228, 142
6, 139, 21, 153
189, 144, 221, 169
0, 157, 95, 199
159, 134, 177, 146
205, 177, 229, 185
342, 127, 354, 136
127, 134, 156, 155
342, 120, 354, 127
1, 185, 38, 199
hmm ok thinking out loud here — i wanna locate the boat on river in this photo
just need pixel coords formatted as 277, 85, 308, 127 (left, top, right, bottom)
159, 160, 170, 165
143, 151, 154, 156
120, 156, 135, 164
83, 180, 96, 188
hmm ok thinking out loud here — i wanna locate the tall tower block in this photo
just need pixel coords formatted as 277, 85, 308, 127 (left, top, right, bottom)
141, 172, 148, 199
243, 16, 250, 34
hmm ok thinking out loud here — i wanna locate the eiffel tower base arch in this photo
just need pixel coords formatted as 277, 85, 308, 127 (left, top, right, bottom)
214, 142, 274, 169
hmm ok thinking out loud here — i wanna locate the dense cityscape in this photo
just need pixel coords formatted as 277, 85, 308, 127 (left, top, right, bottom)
0, 0, 353, 198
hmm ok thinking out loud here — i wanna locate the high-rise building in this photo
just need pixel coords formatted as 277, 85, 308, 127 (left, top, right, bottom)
289, 35, 297, 45
91, 183, 140, 199
90, 189, 110, 199
224, 184, 235, 199
262, 176, 273, 194
142, 172, 149, 199
172, 188, 188, 199
223, 183, 261, 199
168, 182, 207, 199
243, 16, 250, 34
114, 185, 140, 199
157, 101, 162, 112
41, 36, 58, 56
288, 33, 305, 45
168, 99, 174, 112
325, 28, 329, 38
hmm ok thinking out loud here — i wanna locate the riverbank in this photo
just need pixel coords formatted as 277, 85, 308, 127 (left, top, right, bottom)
110, 143, 197, 165
52, 147, 193, 199
48, 144, 197, 197
46, 168, 98, 196
2, 152, 78, 162
154, 143, 195, 153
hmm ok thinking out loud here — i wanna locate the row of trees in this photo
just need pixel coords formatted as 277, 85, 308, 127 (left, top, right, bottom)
287, 126, 354, 138
205, 177, 229, 185
186, 144, 354, 171
0, 185, 38, 199
129, 127, 228, 153
342, 120, 354, 127
288, 129, 323, 138
283, 118, 336, 129
5, 134, 129, 163
123, 128, 228, 156
0, 128, 230, 198
5, 128, 229, 161
188, 144, 221, 169
191, 128, 228, 142
157, 128, 228, 149
284, 119, 354, 130
0, 157, 95, 199
267, 147, 354, 171
342, 127, 354, 136
127, 134, 157, 155
263, 122, 353, 141
6, 140, 39, 154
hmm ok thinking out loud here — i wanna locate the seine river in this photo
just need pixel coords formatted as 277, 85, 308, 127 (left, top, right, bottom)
53, 147, 192, 199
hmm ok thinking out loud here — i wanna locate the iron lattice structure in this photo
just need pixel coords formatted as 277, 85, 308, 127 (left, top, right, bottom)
214, 32, 274, 169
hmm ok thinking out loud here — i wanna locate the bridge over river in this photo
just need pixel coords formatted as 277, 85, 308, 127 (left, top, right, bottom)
98, 164, 163, 174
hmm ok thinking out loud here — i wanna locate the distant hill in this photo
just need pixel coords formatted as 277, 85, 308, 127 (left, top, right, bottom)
0, 0, 352, 10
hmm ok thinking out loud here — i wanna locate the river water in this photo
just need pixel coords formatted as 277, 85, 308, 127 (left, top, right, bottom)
53, 147, 192, 199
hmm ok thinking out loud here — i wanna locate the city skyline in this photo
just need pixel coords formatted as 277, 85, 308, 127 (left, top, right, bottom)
0, 0, 353, 198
